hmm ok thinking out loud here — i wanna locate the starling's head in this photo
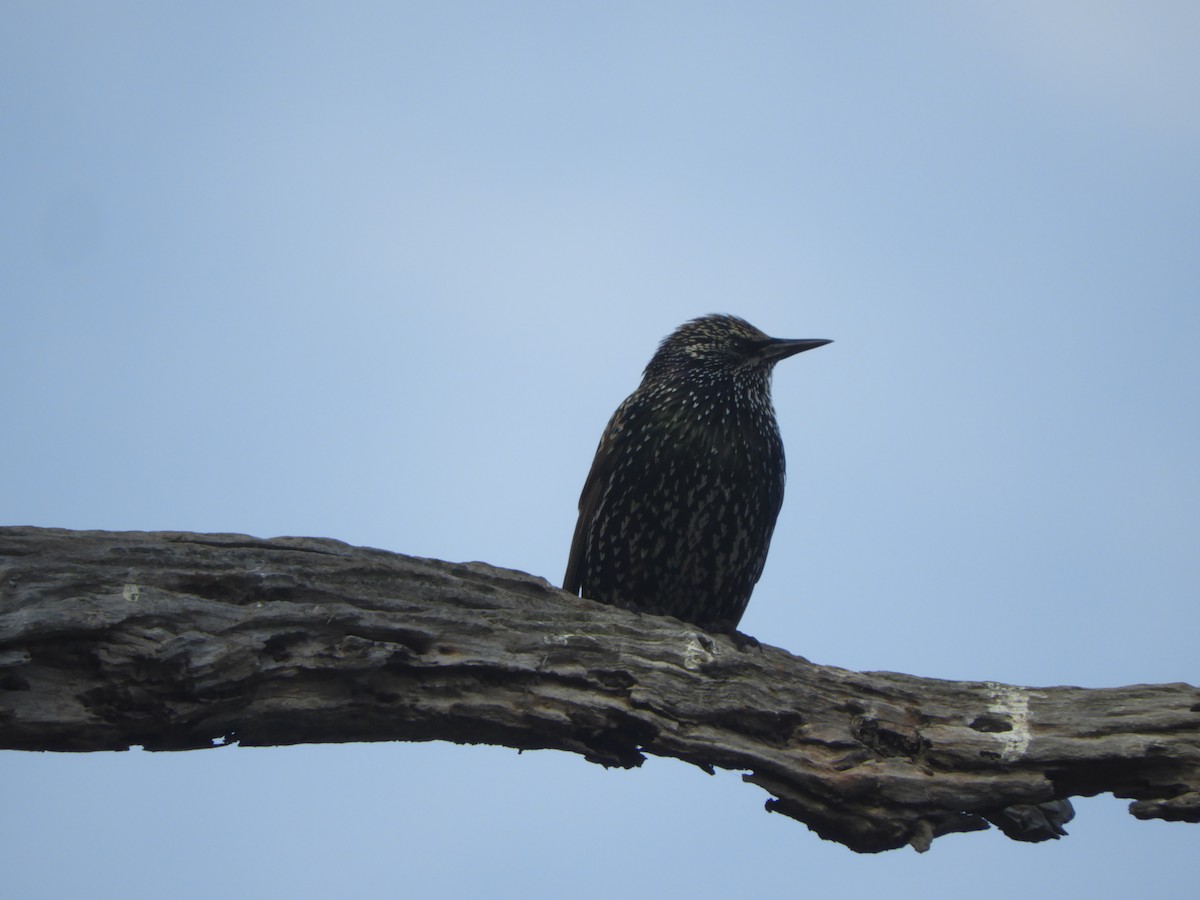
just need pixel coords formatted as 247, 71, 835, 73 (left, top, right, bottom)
643, 314, 831, 383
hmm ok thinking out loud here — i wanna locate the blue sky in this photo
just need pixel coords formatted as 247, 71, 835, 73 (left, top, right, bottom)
2, 3, 1198, 897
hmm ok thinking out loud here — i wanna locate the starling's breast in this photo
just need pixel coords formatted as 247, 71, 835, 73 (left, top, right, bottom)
648, 384, 785, 483
586, 383, 786, 625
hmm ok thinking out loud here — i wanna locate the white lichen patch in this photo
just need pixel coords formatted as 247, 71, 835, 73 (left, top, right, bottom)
983, 682, 1032, 761
682, 633, 716, 671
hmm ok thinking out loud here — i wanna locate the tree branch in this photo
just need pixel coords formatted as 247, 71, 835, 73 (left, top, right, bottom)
1, 526, 1197, 852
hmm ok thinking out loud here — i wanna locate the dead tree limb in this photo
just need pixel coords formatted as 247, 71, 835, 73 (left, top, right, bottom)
1, 526, 1197, 852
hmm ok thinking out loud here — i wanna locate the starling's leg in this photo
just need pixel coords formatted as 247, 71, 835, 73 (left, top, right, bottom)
733, 631, 760, 650
720, 626, 760, 651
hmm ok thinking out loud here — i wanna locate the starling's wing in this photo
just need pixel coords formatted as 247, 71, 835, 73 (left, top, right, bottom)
563, 401, 628, 595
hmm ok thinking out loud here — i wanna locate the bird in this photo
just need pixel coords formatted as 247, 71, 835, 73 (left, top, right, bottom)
563, 314, 831, 635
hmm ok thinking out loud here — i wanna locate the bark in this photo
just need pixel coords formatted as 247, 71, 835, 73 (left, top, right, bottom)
1, 526, 1197, 853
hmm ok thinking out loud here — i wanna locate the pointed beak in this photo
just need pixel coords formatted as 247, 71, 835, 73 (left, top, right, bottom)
758, 337, 832, 363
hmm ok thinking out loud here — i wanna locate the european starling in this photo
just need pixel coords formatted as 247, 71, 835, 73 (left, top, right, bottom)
563, 314, 830, 633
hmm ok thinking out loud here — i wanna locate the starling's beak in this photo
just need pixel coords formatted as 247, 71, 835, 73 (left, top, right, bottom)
758, 337, 832, 363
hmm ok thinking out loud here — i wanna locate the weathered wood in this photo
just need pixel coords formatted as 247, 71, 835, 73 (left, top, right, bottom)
1, 526, 1197, 852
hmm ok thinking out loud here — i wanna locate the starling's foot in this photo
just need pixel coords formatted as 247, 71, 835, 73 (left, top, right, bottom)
727, 629, 760, 651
